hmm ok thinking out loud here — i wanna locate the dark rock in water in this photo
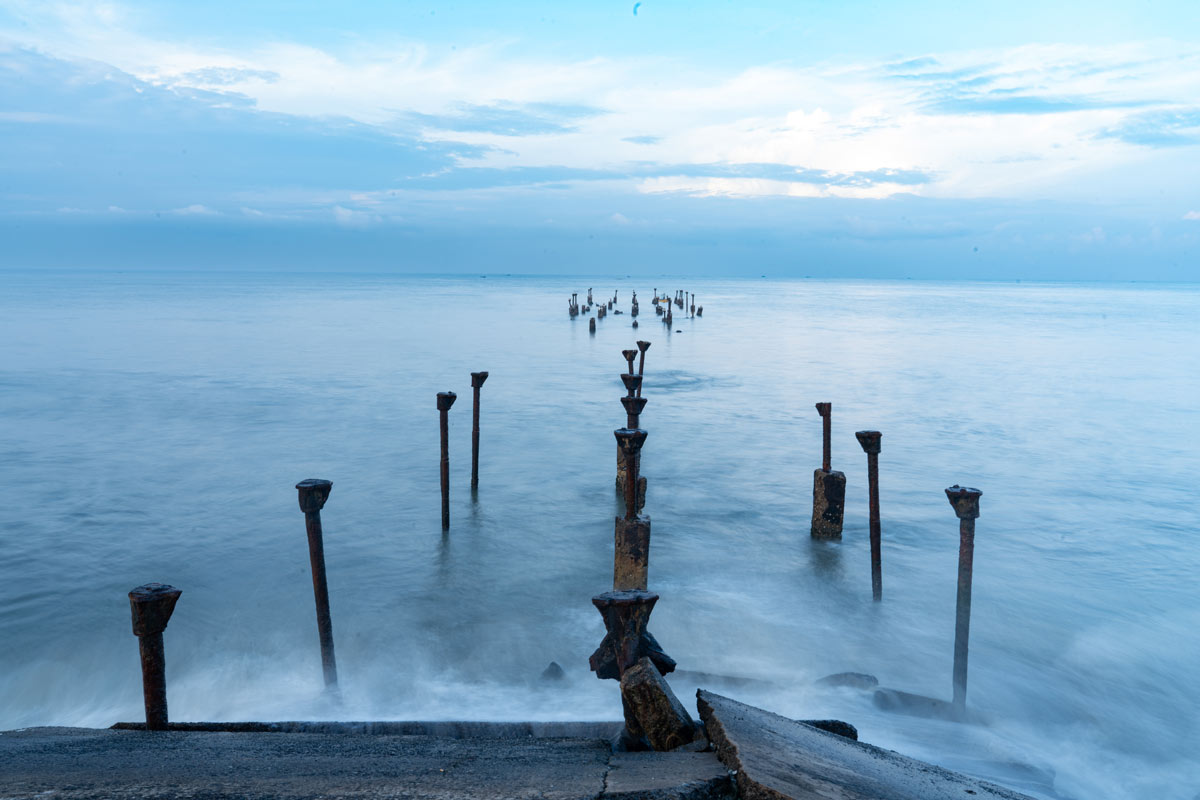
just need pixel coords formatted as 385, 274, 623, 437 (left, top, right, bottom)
632, 320, 639, 328
697, 690, 1035, 799
802, 719, 858, 740
621, 657, 700, 752
540, 661, 566, 682
873, 688, 980, 723
816, 671, 878, 690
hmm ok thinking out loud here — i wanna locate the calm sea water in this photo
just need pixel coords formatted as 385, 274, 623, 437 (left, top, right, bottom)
1, 272, 1197, 799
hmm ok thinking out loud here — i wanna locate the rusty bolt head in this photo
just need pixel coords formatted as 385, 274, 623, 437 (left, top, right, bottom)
129, 583, 182, 638
636, 340, 651, 354
613, 427, 648, 456
296, 478, 333, 514
855, 430, 882, 454
470, 371, 489, 388
945, 485, 982, 519
620, 374, 643, 395
437, 391, 457, 412
620, 396, 648, 419
815, 402, 831, 418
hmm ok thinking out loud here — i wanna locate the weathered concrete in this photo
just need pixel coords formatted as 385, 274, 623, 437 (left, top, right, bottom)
605, 752, 732, 800
0, 725, 733, 800
697, 690, 1035, 800
614, 515, 652, 591
620, 657, 700, 751
809, 469, 846, 539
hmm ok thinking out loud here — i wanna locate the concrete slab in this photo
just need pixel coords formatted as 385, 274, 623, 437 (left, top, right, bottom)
605, 752, 732, 800
0, 725, 733, 800
696, 690, 1036, 800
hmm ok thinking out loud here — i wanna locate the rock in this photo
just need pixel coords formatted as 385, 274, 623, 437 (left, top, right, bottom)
541, 661, 566, 682
697, 690, 1035, 799
815, 671, 878, 690
621, 657, 700, 752
802, 719, 858, 740
872, 688, 977, 722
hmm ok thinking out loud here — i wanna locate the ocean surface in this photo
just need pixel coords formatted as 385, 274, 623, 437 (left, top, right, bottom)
1, 272, 1197, 799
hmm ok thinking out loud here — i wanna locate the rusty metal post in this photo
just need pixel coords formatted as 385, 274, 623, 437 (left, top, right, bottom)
296, 479, 338, 688
470, 372, 488, 491
622, 349, 637, 375
437, 392, 457, 529
636, 341, 650, 397
128, 583, 182, 730
946, 485, 982, 714
811, 403, 846, 539
818, 403, 832, 472
855, 431, 883, 601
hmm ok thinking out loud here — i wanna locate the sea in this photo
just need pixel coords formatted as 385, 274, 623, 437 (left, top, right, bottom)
1, 271, 1197, 799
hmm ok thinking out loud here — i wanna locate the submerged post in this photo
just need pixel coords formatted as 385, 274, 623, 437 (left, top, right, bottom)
296, 479, 338, 688
946, 485, 982, 714
855, 430, 883, 601
437, 392, 457, 529
128, 583, 182, 730
470, 372, 489, 491
811, 403, 846, 538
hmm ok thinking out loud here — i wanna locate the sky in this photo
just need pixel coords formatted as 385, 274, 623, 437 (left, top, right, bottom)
2, 1, 1199, 278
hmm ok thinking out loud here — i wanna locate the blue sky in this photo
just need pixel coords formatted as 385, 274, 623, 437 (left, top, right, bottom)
2, 1, 1199, 277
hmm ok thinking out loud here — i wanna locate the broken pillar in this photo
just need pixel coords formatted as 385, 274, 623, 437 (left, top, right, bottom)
811, 403, 846, 539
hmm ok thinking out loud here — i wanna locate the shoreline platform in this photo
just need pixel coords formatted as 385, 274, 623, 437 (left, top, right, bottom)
0, 691, 1037, 800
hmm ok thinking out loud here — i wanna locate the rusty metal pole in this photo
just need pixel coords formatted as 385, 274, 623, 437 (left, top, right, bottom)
818, 403, 832, 472
470, 372, 488, 491
437, 392, 457, 529
128, 583, 182, 730
946, 485, 982, 714
855, 431, 883, 601
636, 341, 650, 397
811, 403, 845, 538
622, 349, 637, 375
296, 479, 338, 688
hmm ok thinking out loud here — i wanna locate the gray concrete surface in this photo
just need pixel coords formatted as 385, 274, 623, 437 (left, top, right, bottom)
0, 725, 733, 800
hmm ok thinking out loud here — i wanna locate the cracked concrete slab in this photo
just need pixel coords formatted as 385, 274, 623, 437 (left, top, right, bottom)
697, 691, 1036, 800
0, 726, 733, 800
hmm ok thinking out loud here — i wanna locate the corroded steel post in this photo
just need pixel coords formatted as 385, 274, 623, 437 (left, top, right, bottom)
128, 583, 182, 730
811, 403, 846, 538
296, 479, 338, 688
636, 341, 650, 397
946, 485, 982, 713
470, 372, 488, 491
855, 430, 883, 601
437, 392, 457, 529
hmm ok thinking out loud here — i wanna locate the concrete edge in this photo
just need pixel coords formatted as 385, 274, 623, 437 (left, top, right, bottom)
107, 720, 625, 738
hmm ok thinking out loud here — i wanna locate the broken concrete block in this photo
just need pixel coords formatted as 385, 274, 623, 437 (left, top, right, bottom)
697, 690, 1033, 799
621, 657, 699, 752
811, 468, 846, 538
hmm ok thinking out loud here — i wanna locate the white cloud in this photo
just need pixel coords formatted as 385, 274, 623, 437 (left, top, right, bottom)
171, 203, 217, 215
610, 212, 630, 224
4, 3, 1199, 203
332, 205, 375, 228
1185, 211, 1200, 220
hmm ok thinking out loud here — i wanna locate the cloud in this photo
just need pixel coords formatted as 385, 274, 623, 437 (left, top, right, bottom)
397, 101, 606, 136
1185, 211, 1200, 220
1097, 108, 1200, 147
171, 204, 218, 215
623, 135, 661, 145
